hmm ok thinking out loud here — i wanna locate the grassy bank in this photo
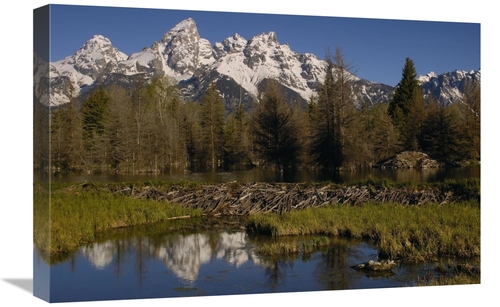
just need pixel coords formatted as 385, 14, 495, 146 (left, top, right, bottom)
34, 179, 480, 263
34, 182, 202, 256
246, 201, 480, 262
415, 262, 481, 286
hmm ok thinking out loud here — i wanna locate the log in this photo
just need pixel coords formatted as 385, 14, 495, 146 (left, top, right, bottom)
165, 215, 192, 220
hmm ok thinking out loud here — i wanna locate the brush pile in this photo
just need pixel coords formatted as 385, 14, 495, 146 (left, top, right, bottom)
103, 181, 468, 216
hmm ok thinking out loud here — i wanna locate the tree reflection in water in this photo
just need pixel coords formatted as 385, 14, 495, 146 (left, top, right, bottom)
35, 218, 454, 302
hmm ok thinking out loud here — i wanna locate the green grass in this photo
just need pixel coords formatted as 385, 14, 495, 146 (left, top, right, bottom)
415, 262, 480, 286
34, 179, 480, 263
246, 201, 480, 262
252, 236, 331, 256
33, 182, 201, 256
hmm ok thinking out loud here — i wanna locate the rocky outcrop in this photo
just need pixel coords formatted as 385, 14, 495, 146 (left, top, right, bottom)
376, 151, 444, 169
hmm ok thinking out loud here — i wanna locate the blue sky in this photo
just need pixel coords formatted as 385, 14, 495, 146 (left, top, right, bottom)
48, 4, 480, 87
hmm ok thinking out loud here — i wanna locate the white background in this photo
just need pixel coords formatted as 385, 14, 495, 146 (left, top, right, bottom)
1, 1, 496, 306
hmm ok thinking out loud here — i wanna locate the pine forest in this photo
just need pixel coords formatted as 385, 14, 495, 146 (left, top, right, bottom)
35, 50, 481, 175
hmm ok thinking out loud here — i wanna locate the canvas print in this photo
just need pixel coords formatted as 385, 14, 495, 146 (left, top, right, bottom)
33, 4, 480, 303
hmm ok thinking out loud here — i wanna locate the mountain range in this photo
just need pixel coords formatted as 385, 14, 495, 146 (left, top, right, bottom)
35, 18, 480, 112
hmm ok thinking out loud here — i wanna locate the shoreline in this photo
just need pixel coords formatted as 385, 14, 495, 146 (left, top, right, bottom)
34, 179, 480, 263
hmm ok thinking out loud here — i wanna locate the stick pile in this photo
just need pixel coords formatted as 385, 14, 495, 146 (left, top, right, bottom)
107, 182, 464, 215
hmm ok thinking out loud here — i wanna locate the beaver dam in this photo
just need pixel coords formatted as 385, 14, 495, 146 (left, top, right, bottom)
85, 180, 479, 216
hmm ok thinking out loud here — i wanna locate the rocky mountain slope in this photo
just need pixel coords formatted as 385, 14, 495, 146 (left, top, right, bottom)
418, 69, 481, 106
37, 18, 479, 112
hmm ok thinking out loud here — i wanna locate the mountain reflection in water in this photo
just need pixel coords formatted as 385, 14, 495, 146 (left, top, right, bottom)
34, 220, 461, 303
144, 232, 260, 282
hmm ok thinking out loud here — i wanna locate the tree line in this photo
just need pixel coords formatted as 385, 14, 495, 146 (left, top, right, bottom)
44, 48, 480, 175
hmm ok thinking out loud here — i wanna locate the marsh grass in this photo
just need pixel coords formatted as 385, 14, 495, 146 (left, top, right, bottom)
34, 179, 480, 262
246, 201, 480, 262
416, 262, 480, 285
33, 182, 201, 256
253, 236, 331, 256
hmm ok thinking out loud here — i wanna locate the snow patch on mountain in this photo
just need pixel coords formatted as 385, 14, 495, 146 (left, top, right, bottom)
41, 18, 477, 109
419, 69, 480, 106
47, 34, 128, 104
417, 71, 438, 84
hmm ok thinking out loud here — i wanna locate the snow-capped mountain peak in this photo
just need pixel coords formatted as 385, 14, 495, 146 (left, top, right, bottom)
56, 34, 128, 68
46, 34, 128, 104
161, 18, 200, 44
249, 31, 279, 46
417, 71, 438, 84
42, 19, 396, 109
156, 18, 215, 78
214, 33, 248, 56
93, 18, 215, 83
419, 69, 480, 106
41, 18, 477, 110
161, 17, 199, 44
83, 34, 113, 49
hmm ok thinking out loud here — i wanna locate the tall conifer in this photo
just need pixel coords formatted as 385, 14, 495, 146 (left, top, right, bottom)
252, 79, 301, 170
388, 58, 424, 151
200, 82, 225, 169
310, 58, 338, 170
81, 86, 109, 169
310, 47, 355, 170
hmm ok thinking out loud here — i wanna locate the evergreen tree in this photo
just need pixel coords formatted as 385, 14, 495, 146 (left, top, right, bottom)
182, 101, 203, 171
82, 86, 108, 140
104, 85, 134, 173
50, 100, 83, 172
420, 100, 463, 163
252, 79, 301, 170
81, 86, 110, 170
200, 82, 226, 169
388, 58, 424, 151
292, 98, 312, 167
331, 47, 359, 169
406, 85, 426, 151
147, 76, 186, 172
34, 95, 50, 172
366, 103, 402, 163
310, 47, 356, 170
303, 95, 319, 167
130, 80, 153, 172
223, 104, 251, 168
310, 57, 338, 170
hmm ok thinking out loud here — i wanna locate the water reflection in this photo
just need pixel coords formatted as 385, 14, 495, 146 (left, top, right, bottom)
79, 230, 265, 283
34, 219, 476, 303
43, 165, 480, 184
148, 232, 262, 282
82, 242, 115, 270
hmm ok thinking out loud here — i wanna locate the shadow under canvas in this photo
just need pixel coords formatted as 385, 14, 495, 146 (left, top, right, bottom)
3, 278, 33, 294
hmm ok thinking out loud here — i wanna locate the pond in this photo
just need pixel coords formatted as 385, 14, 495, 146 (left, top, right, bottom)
34, 166, 480, 302
46, 165, 480, 184
34, 218, 468, 303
